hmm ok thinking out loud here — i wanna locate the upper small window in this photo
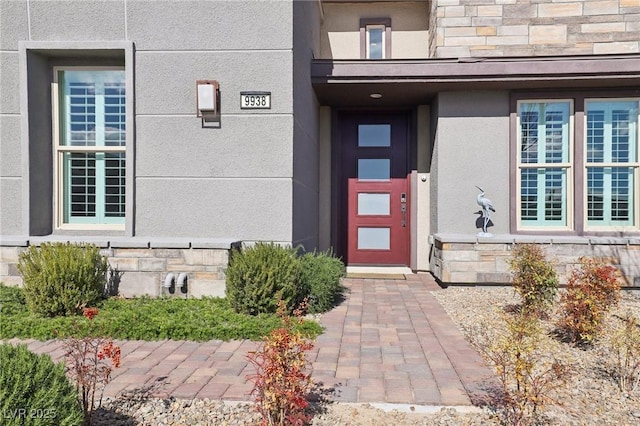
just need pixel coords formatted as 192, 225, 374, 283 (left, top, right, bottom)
360, 18, 391, 59
366, 25, 385, 59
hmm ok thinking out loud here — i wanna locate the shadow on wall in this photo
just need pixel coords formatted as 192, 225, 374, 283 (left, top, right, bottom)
104, 267, 123, 297
475, 211, 494, 233
593, 232, 640, 288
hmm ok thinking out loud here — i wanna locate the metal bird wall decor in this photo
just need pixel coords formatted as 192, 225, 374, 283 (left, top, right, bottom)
475, 185, 495, 235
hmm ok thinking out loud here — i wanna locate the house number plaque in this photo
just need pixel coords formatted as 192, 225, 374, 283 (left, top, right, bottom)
240, 92, 271, 109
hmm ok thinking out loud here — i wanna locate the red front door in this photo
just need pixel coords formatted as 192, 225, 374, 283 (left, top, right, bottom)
339, 113, 409, 265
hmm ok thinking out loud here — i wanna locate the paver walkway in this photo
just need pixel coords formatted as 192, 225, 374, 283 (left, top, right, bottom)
16, 274, 496, 406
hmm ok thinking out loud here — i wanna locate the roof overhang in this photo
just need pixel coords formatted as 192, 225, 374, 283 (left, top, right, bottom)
311, 54, 640, 107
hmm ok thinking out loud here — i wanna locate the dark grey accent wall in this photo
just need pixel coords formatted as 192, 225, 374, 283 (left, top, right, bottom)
292, 0, 322, 251
25, 51, 53, 235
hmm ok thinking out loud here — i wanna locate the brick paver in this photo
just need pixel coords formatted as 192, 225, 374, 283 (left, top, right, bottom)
17, 273, 496, 406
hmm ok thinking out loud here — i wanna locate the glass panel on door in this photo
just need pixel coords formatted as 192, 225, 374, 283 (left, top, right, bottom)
358, 124, 391, 147
357, 227, 390, 250
358, 193, 390, 215
358, 159, 390, 181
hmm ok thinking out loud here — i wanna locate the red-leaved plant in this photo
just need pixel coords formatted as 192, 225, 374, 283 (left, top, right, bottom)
247, 299, 314, 426
62, 307, 121, 425
559, 257, 621, 344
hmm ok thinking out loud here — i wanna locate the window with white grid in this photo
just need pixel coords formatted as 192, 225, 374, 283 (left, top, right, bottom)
517, 101, 572, 229
515, 97, 639, 233
585, 100, 638, 229
55, 69, 126, 227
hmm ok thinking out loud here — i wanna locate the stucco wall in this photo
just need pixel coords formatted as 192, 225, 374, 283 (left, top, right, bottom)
320, 1, 430, 59
434, 0, 640, 58
0, 0, 25, 235
292, 0, 322, 251
431, 91, 510, 235
1, 0, 297, 244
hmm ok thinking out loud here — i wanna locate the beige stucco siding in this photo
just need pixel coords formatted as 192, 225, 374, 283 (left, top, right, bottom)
320, 2, 429, 59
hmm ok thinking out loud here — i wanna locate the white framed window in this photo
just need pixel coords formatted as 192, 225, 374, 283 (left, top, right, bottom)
366, 25, 385, 59
514, 96, 639, 233
585, 99, 639, 230
360, 18, 391, 59
516, 100, 574, 230
53, 68, 126, 229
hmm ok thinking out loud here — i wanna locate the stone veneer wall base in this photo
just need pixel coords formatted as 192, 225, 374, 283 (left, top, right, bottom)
0, 239, 240, 298
431, 234, 640, 288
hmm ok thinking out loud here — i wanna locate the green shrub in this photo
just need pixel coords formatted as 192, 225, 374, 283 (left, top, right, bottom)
507, 244, 558, 316
559, 257, 621, 344
225, 242, 308, 315
17, 243, 109, 317
300, 250, 345, 314
0, 283, 27, 315
0, 292, 323, 342
0, 343, 84, 426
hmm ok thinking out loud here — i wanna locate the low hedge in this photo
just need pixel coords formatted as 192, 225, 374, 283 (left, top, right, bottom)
0, 343, 84, 426
226, 243, 345, 316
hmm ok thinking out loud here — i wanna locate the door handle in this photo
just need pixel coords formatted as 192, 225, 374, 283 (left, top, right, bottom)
401, 203, 406, 227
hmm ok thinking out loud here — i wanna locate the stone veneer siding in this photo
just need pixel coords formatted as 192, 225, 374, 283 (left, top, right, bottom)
432, 234, 640, 287
434, 0, 640, 58
429, 0, 439, 58
0, 240, 237, 298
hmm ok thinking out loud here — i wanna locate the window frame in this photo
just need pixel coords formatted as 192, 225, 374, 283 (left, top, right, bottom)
515, 99, 575, 232
583, 97, 640, 232
52, 66, 127, 231
365, 24, 385, 60
360, 18, 391, 60
511, 91, 640, 235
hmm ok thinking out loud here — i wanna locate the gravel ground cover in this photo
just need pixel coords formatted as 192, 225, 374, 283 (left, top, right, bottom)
92, 398, 486, 426
92, 286, 640, 425
432, 286, 640, 426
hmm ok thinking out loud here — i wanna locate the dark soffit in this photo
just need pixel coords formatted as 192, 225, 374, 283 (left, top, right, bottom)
311, 54, 640, 107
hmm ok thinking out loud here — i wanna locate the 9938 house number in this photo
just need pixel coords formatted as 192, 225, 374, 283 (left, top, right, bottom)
240, 92, 271, 109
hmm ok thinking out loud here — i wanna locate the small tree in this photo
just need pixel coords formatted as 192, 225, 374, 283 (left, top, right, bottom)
247, 299, 314, 425
62, 308, 121, 425
507, 244, 559, 316
608, 313, 640, 393
559, 257, 621, 344
472, 311, 572, 426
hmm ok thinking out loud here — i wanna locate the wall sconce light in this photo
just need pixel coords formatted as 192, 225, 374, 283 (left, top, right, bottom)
196, 80, 219, 124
